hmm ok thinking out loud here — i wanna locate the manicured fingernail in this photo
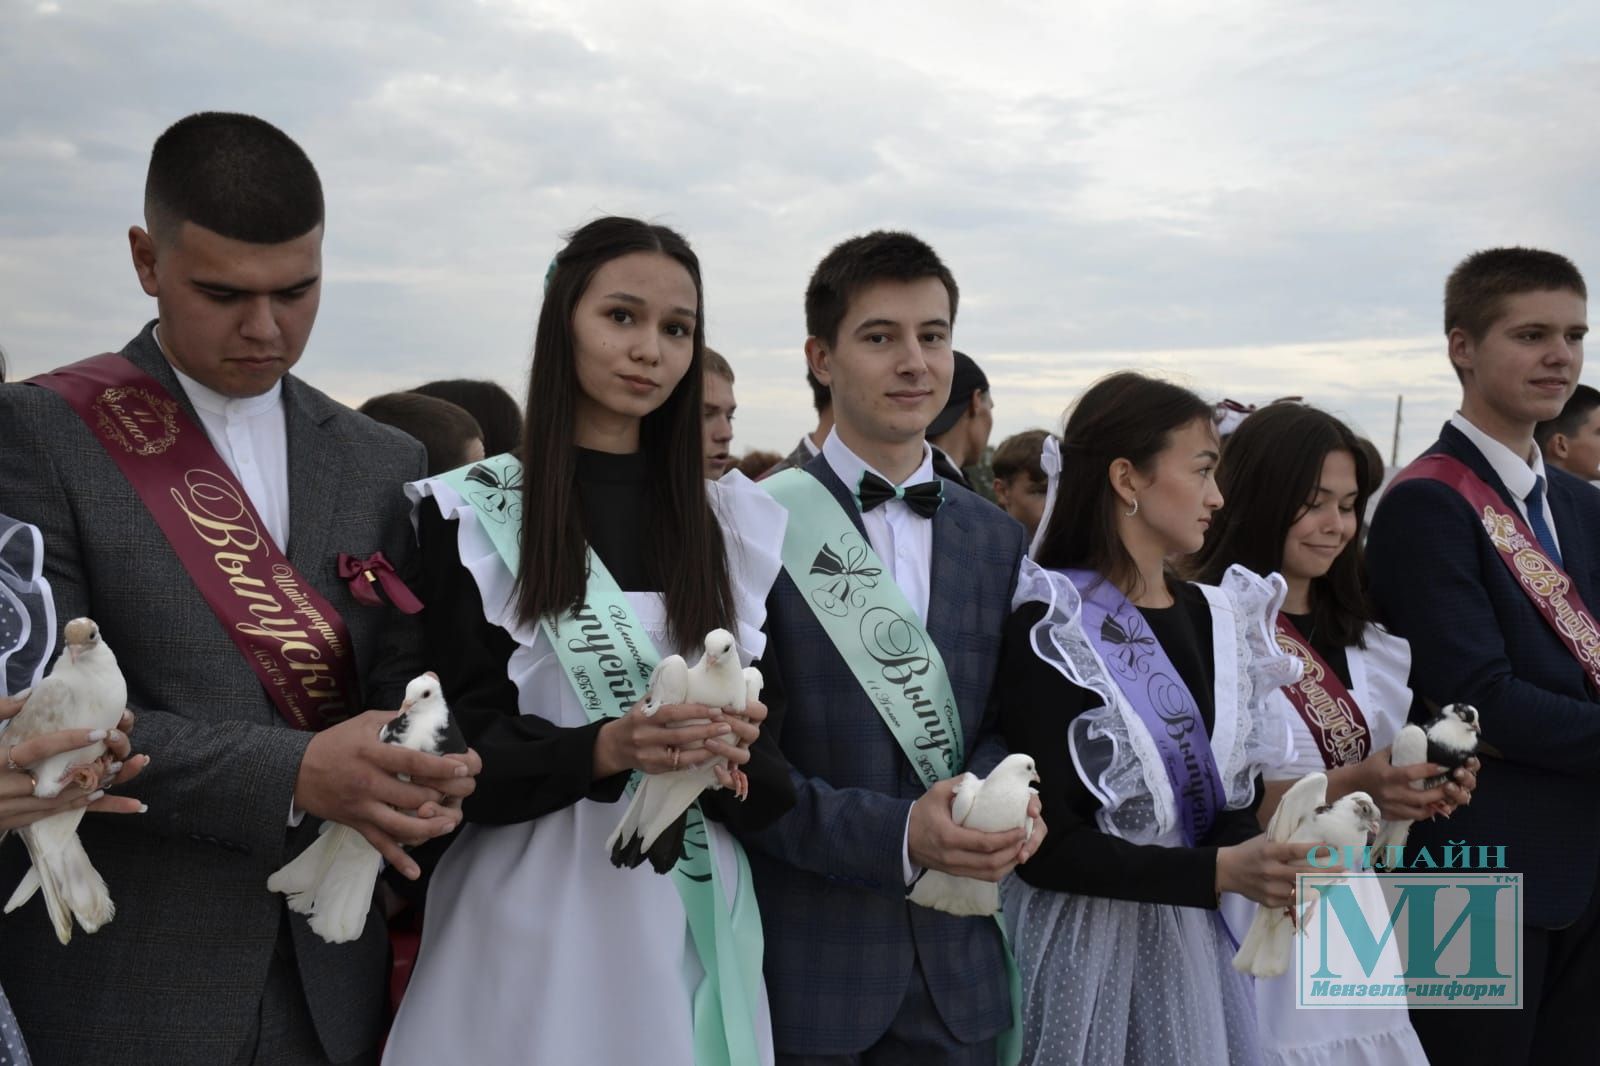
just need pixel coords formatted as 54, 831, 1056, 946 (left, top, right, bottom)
87, 730, 107, 742
108, 730, 123, 744
137, 803, 149, 813
106, 762, 123, 775
454, 764, 469, 777
87, 790, 105, 802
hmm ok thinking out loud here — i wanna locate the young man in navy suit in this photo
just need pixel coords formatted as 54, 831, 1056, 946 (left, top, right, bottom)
740, 231, 1044, 1064
1367, 247, 1599, 1063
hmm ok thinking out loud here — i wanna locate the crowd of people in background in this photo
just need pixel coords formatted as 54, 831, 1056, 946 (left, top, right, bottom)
0, 110, 1595, 1066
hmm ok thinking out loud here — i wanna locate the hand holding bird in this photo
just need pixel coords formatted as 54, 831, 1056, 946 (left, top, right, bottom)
0, 619, 135, 943
908, 753, 1041, 916
269, 673, 472, 944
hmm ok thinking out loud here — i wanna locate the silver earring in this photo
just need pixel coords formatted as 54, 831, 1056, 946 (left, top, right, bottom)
1124, 497, 1139, 517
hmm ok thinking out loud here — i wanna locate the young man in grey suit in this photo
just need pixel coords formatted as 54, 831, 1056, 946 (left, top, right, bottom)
0, 112, 480, 1065
741, 231, 1045, 1064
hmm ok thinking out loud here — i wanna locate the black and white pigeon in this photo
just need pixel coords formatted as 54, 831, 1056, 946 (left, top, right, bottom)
1371, 702, 1481, 869
267, 672, 466, 944
1232, 771, 1382, 978
607, 629, 755, 874
2, 618, 128, 944
908, 753, 1040, 917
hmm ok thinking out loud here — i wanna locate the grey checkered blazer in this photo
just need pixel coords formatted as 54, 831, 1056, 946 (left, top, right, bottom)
740, 455, 1026, 1057
0, 323, 425, 1064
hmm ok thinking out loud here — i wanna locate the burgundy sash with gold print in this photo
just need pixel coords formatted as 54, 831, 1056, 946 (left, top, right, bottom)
1273, 614, 1370, 768
1393, 452, 1600, 694
30, 353, 358, 730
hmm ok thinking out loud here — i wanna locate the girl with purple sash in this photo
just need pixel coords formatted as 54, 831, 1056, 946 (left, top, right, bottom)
1192, 403, 1477, 1066
998, 373, 1304, 1066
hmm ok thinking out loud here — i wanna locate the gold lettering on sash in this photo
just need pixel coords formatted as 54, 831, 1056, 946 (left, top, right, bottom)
1275, 628, 1369, 767
90, 386, 180, 456
1478, 504, 1600, 674
167, 468, 349, 722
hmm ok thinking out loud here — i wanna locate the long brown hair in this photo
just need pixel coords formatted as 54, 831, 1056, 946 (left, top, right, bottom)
513, 217, 733, 648
1189, 403, 1378, 647
1033, 372, 1213, 597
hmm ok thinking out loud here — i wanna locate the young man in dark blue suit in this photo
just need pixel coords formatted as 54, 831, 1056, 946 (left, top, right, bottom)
1367, 247, 1600, 1064
739, 232, 1045, 1064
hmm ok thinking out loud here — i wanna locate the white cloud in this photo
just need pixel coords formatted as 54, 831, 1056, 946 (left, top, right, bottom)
2, 0, 1596, 470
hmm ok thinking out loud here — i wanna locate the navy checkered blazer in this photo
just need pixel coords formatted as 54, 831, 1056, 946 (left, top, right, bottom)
739, 455, 1026, 1057
1367, 422, 1600, 928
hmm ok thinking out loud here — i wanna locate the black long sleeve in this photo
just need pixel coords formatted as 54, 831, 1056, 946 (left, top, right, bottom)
416, 448, 794, 833
1002, 587, 1264, 909
418, 499, 630, 825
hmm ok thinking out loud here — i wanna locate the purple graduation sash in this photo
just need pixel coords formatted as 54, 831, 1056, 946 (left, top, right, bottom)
1393, 453, 1600, 695
1273, 613, 1371, 768
30, 353, 359, 730
1065, 569, 1225, 846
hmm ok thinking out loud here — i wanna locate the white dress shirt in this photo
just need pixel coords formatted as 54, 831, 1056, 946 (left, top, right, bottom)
1450, 412, 1561, 555
820, 430, 935, 623
820, 430, 939, 883
159, 329, 300, 824
799, 433, 820, 460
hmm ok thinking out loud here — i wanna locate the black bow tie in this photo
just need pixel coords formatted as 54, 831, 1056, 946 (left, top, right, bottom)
857, 471, 944, 519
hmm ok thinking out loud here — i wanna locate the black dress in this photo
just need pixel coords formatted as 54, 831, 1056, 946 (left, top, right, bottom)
1001, 581, 1265, 907
414, 447, 794, 831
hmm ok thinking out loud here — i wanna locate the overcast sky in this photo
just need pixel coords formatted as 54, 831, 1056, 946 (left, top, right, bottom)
4, 1, 1597, 463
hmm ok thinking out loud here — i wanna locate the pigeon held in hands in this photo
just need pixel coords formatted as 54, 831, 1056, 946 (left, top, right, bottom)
1371, 702, 1481, 869
266, 672, 466, 944
1231, 771, 1382, 978
607, 628, 757, 875
2, 618, 129, 945
907, 753, 1040, 917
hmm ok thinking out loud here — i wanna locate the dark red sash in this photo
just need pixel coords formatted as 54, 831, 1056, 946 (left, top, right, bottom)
1393, 452, 1600, 695
1273, 614, 1371, 768
31, 354, 359, 730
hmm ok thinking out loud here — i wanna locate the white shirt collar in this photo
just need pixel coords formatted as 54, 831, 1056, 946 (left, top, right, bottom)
821, 429, 935, 497
155, 325, 284, 418
1449, 411, 1548, 500
800, 433, 821, 458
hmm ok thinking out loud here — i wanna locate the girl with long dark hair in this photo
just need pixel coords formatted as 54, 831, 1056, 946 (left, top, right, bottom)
998, 372, 1308, 1065
385, 218, 794, 1065
1192, 402, 1476, 1066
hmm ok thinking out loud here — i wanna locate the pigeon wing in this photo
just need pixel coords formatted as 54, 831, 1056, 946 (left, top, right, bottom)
948, 772, 982, 827
1268, 771, 1329, 844
645, 657, 690, 715
1390, 724, 1428, 789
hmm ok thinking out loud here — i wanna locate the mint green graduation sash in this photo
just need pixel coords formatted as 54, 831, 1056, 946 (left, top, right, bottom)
761, 467, 1022, 1066
439, 454, 764, 1066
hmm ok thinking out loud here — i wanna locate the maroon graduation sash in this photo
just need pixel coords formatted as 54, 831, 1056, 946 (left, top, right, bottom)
30, 353, 359, 730
1393, 452, 1600, 694
1273, 613, 1371, 768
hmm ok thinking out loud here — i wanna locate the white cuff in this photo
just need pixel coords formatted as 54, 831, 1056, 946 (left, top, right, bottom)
288, 796, 305, 828
902, 809, 920, 886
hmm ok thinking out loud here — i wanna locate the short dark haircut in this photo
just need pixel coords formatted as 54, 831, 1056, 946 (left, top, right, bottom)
991, 429, 1050, 483
518, 216, 731, 649
806, 367, 830, 414
805, 231, 958, 348
145, 112, 323, 244
359, 392, 483, 476
1033, 372, 1213, 599
1191, 403, 1379, 649
1444, 247, 1587, 342
703, 347, 735, 383
411, 379, 523, 457
1536, 383, 1600, 449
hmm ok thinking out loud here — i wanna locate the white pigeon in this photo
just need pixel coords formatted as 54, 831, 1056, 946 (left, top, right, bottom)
1232, 771, 1382, 978
1371, 702, 1481, 869
267, 672, 466, 944
2, 618, 128, 944
907, 753, 1040, 917
606, 628, 752, 874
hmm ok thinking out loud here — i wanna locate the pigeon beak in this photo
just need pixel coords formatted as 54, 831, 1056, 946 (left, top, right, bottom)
705, 653, 720, 668
399, 699, 415, 714
1029, 770, 1041, 784
67, 644, 82, 665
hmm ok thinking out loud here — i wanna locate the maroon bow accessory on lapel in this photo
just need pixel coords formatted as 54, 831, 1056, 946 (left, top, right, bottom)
337, 552, 424, 614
